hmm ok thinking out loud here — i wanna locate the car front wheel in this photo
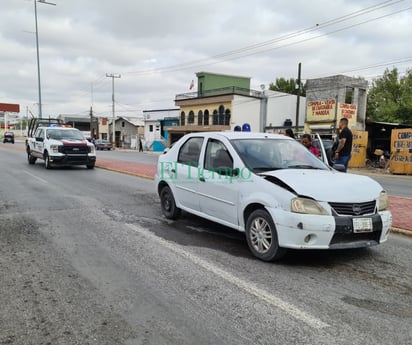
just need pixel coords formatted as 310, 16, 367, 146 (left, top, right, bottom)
160, 185, 181, 220
245, 209, 286, 261
44, 152, 52, 169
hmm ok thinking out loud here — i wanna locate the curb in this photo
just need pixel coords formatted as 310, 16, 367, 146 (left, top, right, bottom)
95, 164, 154, 180
391, 227, 412, 237
349, 168, 412, 179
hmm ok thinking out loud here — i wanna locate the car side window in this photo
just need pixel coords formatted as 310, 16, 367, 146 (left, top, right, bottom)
204, 139, 233, 173
177, 137, 203, 167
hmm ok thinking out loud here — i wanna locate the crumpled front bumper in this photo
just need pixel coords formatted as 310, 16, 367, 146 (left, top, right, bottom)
267, 207, 392, 250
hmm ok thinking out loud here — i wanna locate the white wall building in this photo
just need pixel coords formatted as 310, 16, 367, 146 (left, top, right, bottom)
232, 90, 306, 132
142, 109, 179, 148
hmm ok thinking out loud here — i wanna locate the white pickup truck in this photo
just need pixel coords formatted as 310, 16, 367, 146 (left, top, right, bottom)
26, 124, 96, 169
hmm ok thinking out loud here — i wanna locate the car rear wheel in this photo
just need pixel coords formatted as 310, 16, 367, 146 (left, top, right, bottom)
44, 152, 52, 169
245, 209, 286, 261
160, 185, 181, 220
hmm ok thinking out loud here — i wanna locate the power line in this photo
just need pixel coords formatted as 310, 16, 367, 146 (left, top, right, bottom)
122, 0, 409, 76
70, 2, 412, 112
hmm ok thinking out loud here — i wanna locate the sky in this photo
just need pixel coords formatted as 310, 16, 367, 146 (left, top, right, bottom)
1, 0, 411, 119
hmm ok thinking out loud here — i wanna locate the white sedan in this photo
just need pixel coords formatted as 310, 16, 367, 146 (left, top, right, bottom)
154, 132, 392, 261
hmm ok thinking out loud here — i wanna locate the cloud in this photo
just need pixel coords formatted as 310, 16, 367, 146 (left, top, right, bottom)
1, 0, 411, 117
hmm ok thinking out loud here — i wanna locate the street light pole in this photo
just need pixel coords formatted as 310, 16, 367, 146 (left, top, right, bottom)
106, 73, 121, 148
295, 62, 302, 133
34, 0, 56, 119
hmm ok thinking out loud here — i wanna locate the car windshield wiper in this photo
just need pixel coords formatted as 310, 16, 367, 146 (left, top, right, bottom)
287, 164, 322, 169
253, 167, 284, 172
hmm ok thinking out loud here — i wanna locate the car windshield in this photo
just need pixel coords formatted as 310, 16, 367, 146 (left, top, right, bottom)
47, 129, 85, 140
231, 138, 329, 173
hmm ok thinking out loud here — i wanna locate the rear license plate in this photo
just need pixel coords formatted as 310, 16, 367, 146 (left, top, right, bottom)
353, 218, 373, 233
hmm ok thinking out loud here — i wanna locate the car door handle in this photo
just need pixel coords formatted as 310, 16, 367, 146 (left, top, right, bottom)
199, 177, 205, 182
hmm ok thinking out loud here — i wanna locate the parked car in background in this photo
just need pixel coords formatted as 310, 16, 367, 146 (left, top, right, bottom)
155, 132, 392, 262
94, 139, 112, 150
3, 131, 15, 144
313, 137, 335, 166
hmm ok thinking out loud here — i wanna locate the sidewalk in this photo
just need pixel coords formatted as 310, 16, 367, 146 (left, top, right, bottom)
96, 158, 156, 179
96, 159, 412, 235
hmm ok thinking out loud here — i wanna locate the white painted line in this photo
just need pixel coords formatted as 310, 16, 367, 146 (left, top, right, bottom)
22, 170, 48, 184
126, 223, 330, 330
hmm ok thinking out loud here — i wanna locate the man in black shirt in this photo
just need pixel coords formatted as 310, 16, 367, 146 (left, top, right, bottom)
334, 118, 353, 172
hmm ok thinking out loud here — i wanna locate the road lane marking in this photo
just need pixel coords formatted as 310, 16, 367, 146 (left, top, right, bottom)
126, 223, 330, 330
22, 170, 48, 184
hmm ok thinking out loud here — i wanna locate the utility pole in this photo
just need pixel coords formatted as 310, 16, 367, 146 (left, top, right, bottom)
89, 106, 93, 139
34, 0, 56, 119
295, 62, 302, 133
259, 84, 268, 132
106, 73, 121, 148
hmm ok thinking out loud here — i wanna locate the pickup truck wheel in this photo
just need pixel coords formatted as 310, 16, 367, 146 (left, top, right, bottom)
27, 152, 36, 164
44, 152, 52, 169
86, 163, 95, 169
245, 209, 286, 262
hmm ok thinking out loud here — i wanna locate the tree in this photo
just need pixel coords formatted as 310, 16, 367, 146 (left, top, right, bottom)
367, 68, 412, 124
269, 77, 306, 96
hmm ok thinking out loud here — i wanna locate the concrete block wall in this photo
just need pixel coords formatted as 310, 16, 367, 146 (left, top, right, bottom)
306, 75, 368, 129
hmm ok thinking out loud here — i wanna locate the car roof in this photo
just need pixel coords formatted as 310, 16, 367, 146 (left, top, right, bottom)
40, 126, 79, 130
187, 131, 292, 141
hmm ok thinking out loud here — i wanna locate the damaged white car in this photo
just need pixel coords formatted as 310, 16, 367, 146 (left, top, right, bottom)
155, 132, 392, 261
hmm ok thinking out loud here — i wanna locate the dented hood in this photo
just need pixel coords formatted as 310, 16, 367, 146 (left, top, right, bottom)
261, 169, 383, 203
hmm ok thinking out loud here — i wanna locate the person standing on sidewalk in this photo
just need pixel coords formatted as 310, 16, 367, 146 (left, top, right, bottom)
334, 118, 353, 172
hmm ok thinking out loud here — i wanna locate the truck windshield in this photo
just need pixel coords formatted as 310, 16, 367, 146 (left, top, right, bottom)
47, 129, 85, 140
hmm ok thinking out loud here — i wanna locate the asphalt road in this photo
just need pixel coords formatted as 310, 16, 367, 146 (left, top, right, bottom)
365, 174, 412, 198
1, 145, 411, 345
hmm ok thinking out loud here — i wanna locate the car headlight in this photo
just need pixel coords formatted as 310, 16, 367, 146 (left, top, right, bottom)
88, 145, 95, 154
291, 197, 329, 215
379, 191, 388, 211
50, 145, 59, 153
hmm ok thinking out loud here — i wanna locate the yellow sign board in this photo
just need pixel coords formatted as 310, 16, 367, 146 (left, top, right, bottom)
390, 128, 412, 174
306, 101, 358, 129
338, 103, 357, 128
348, 130, 367, 168
306, 100, 336, 122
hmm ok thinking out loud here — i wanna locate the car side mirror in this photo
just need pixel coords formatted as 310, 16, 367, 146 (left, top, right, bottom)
332, 163, 346, 172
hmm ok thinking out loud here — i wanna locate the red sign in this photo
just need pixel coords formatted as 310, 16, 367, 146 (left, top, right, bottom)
0, 124, 14, 129
0, 103, 20, 113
